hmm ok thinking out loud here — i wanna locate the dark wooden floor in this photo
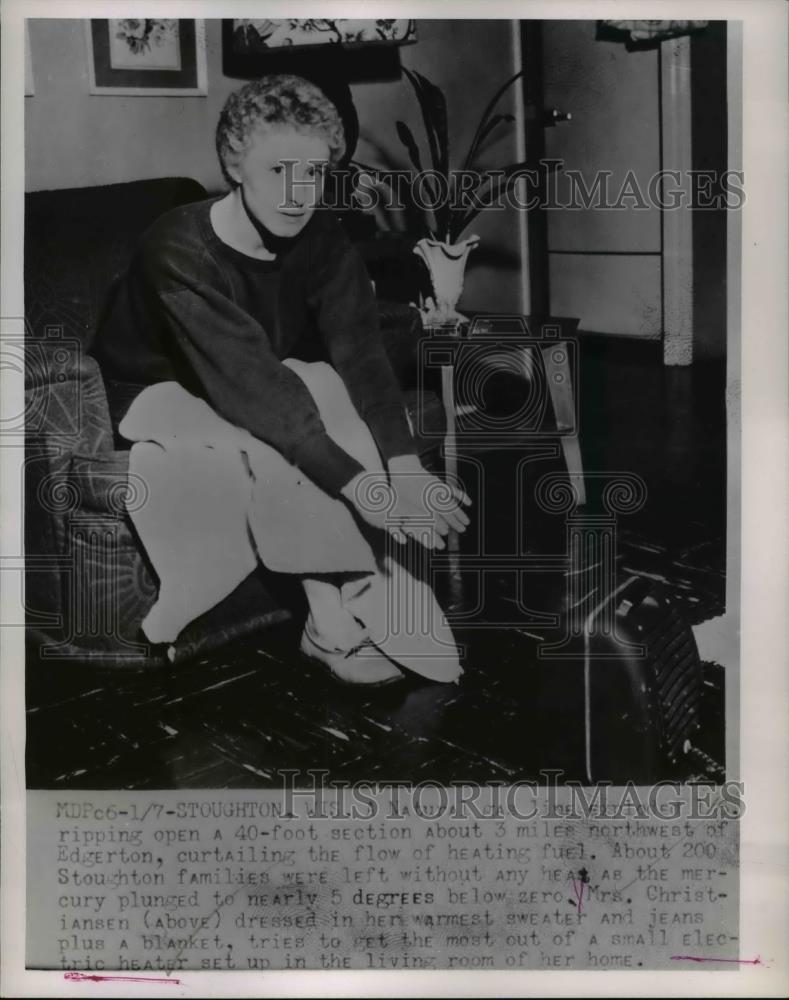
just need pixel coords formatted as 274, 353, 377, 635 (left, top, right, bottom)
26, 342, 728, 789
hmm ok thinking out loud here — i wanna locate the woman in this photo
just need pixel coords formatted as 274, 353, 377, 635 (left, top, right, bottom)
94, 74, 470, 685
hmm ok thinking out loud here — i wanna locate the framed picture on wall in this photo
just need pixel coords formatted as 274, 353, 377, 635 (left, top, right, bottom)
86, 18, 207, 96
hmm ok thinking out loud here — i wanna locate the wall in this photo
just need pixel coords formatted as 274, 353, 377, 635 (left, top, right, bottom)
26, 19, 236, 193
691, 21, 728, 361
539, 21, 663, 338
25, 19, 525, 312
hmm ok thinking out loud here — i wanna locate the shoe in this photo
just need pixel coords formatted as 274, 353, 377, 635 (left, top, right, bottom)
299, 629, 405, 687
341, 558, 464, 684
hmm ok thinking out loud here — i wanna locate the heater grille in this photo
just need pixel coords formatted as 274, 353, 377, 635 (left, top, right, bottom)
585, 576, 705, 782
637, 593, 704, 761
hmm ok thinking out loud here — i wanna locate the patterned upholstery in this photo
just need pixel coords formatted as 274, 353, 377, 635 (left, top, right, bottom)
24, 179, 445, 666
25, 347, 113, 453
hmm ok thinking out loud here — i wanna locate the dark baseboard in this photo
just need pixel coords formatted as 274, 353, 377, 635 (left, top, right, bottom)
576, 331, 664, 364
577, 334, 727, 377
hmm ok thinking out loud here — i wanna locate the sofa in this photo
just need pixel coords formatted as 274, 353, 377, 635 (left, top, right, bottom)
24, 178, 445, 667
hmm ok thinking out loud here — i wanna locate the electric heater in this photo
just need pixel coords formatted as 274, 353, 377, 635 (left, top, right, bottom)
579, 575, 705, 784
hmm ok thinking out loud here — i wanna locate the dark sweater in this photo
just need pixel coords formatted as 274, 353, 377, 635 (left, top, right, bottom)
93, 197, 415, 496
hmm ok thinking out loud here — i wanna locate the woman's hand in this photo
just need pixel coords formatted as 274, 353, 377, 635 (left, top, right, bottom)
340, 456, 471, 550
388, 455, 471, 538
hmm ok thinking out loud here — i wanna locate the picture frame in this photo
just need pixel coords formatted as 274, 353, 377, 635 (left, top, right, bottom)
86, 18, 207, 96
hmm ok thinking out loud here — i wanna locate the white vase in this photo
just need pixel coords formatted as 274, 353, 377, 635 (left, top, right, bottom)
413, 235, 479, 325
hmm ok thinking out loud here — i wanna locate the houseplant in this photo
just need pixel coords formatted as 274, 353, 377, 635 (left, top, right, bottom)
356, 67, 528, 326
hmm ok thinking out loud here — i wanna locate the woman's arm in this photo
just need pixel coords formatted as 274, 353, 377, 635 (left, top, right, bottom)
308, 217, 418, 463
306, 218, 472, 546
146, 246, 366, 497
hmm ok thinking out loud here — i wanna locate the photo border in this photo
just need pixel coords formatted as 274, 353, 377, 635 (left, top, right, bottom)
2, 1, 787, 997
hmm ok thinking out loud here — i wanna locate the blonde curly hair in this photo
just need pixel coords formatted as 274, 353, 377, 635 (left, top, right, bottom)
216, 74, 346, 186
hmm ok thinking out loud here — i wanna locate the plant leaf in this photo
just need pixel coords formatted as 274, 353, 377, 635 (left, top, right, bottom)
403, 68, 452, 239
396, 119, 440, 234
420, 73, 450, 237
446, 170, 488, 245
403, 68, 447, 177
450, 160, 532, 242
462, 113, 515, 170
449, 158, 563, 241
419, 71, 449, 177
395, 120, 425, 174
461, 69, 525, 174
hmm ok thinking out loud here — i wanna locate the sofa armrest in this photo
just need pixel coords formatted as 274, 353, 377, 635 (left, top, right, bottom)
25, 448, 134, 572
67, 451, 138, 515
25, 344, 114, 454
